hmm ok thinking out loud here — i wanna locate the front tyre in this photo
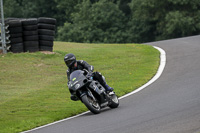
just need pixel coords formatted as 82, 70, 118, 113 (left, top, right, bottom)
81, 95, 101, 114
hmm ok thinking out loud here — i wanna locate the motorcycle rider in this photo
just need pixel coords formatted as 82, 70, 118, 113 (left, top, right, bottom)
64, 53, 114, 101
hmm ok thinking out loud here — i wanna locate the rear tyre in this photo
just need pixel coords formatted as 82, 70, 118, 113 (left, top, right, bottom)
81, 94, 101, 114
108, 93, 119, 108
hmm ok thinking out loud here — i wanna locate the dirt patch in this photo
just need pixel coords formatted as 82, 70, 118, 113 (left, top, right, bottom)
34, 63, 45, 67
40, 51, 56, 55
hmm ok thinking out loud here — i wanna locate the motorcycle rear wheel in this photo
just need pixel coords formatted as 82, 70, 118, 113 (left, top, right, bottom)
81, 95, 101, 114
108, 93, 119, 108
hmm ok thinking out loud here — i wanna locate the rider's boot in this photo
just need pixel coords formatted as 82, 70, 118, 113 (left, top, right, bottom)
105, 84, 114, 93
70, 94, 78, 101
93, 72, 114, 93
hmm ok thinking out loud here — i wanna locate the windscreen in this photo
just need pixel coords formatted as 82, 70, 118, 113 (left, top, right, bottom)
70, 70, 84, 81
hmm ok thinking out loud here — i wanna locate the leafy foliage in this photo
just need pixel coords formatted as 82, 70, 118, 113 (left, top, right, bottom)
57, 0, 128, 43
3, 0, 200, 43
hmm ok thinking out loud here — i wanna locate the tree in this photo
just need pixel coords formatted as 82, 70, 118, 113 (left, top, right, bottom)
128, 0, 158, 43
4, 0, 22, 18
57, 0, 128, 43
157, 0, 200, 40
55, 0, 82, 26
3, 0, 200, 43
4, 0, 57, 19
128, 0, 200, 42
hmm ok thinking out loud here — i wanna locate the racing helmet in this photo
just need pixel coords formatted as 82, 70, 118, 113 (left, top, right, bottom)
64, 53, 76, 68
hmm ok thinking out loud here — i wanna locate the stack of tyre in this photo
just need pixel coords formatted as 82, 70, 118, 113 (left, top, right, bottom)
7, 20, 24, 53
38, 17, 56, 52
21, 18, 39, 52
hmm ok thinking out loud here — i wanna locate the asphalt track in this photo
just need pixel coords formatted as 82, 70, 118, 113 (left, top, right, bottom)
24, 35, 200, 133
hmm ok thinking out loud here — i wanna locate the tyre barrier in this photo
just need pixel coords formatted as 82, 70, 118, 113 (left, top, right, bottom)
4, 17, 56, 53
21, 18, 39, 52
7, 20, 24, 53
38, 17, 56, 52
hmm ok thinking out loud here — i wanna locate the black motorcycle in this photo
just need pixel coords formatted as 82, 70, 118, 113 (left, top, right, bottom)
68, 70, 119, 114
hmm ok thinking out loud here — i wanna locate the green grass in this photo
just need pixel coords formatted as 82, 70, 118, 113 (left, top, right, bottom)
0, 42, 160, 133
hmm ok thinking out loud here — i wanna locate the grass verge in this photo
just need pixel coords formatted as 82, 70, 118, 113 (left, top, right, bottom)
0, 42, 159, 132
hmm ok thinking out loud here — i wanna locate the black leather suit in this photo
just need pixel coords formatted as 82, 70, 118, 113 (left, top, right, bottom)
66, 60, 107, 89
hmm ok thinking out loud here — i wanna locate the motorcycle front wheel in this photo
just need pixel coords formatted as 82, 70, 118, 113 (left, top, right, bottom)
81, 94, 101, 114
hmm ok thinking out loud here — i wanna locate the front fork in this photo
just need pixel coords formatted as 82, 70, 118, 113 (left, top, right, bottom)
79, 88, 97, 103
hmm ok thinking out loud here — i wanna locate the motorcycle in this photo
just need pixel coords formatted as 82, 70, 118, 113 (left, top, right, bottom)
68, 70, 119, 114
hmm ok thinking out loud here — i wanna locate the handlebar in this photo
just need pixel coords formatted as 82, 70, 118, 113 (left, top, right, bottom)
83, 69, 93, 78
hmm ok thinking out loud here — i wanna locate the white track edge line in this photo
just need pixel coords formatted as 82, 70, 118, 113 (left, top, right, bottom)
22, 46, 166, 133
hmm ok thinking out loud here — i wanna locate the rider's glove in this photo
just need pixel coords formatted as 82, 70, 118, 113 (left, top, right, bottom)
87, 71, 93, 79
88, 71, 93, 77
